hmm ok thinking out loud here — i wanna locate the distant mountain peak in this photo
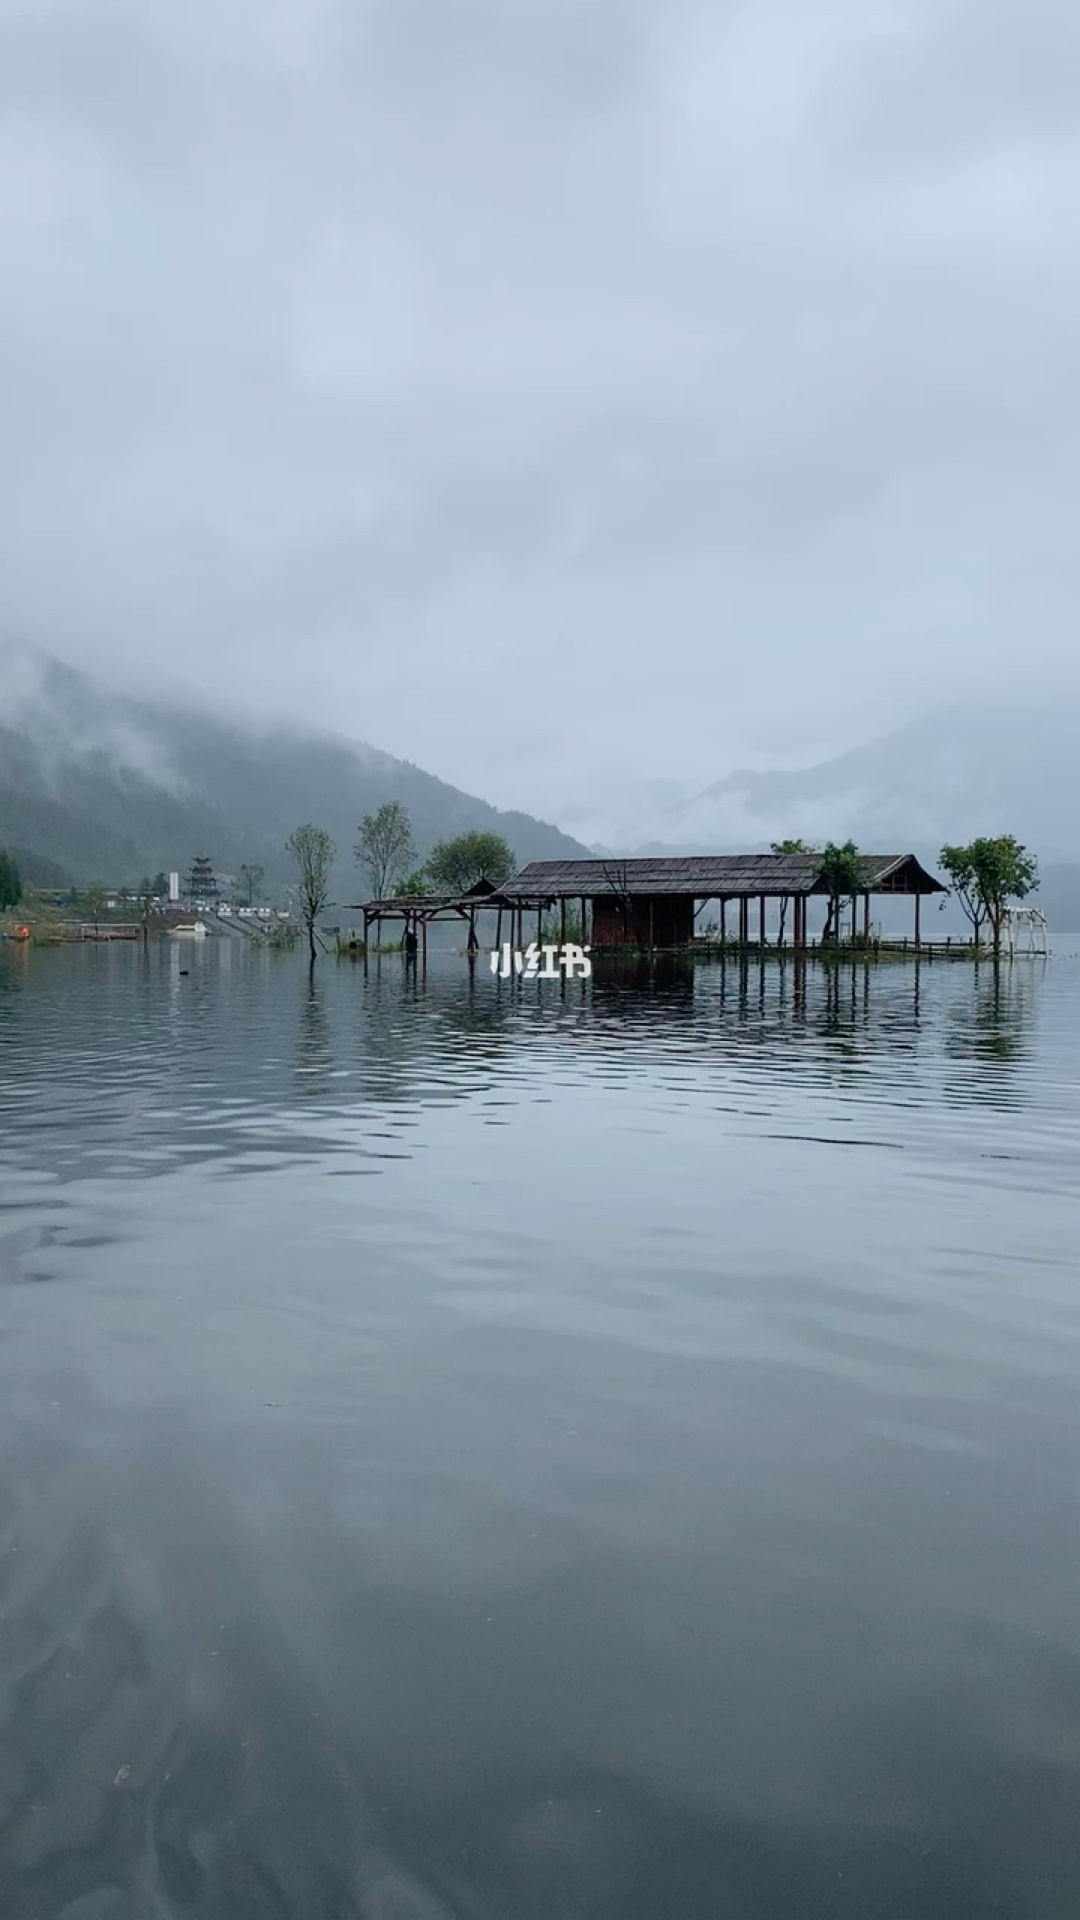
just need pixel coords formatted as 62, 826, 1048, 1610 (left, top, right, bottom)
647, 702, 1079, 864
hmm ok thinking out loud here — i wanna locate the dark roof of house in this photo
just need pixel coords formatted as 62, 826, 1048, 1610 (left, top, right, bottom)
499, 854, 946, 898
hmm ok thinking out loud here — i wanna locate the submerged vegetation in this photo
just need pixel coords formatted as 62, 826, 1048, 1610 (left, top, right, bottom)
251, 921, 300, 951
939, 836, 1039, 956
285, 824, 336, 965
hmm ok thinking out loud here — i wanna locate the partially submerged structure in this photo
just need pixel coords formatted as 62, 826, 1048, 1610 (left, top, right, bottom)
354, 877, 553, 962
354, 854, 947, 955
498, 854, 946, 949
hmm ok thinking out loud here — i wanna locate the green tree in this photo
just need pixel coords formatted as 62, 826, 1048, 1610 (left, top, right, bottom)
425, 831, 515, 895
356, 801, 416, 899
152, 872, 169, 899
286, 824, 336, 965
817, 841, 863, 943
238, 863, 265, 907
0, 850, 22, 912
940, 837, 1038, 956
84, 883, 107, 931
938, 845, 985, 946
397, 868, 431, 896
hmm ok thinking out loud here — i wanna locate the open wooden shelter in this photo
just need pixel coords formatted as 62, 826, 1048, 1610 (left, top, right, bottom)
353, 876, 554, 961
497, 854, 946, 949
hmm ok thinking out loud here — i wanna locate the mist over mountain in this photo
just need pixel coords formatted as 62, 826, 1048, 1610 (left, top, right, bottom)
594, 705, 1080, 867
0, 643, 589, 892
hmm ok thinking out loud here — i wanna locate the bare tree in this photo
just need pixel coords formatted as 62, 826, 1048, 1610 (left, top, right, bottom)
238, 863, 265, 907
356, 802, 416, 899
600, 858, 650, 948
286, 825, 336, 965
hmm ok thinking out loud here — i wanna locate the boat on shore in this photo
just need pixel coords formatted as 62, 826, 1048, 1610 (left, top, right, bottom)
168, 923, 210, 939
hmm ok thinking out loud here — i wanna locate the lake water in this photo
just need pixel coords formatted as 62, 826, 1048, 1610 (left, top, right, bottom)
2, 940, 1080, 1919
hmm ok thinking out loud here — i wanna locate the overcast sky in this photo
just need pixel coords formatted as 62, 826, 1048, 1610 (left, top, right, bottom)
1, 0, 1077, 837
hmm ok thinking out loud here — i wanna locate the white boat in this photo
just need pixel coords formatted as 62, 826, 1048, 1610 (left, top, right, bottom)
168, 922, 209, 939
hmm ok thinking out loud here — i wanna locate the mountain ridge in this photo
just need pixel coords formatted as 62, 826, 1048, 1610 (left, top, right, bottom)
601, 703, 1080, 863
0, 642, 590, 891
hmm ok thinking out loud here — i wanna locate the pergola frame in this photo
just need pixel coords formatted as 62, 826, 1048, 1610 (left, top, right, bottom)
350, 891, 554, 964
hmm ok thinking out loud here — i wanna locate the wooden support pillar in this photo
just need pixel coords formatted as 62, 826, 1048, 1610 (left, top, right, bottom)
720, 898, 727, 944
560, 897, 566, 944
914, 894, 921, 946
581, 897, 587, 944
739, 897, 748, 945
759, 894, 767, 948
421, 917, 428, 967
495, 906, 502, 950
649, 899, 655, 950
863, 892, 871, 940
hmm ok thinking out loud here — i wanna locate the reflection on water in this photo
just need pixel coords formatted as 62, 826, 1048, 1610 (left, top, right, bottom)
1, 944, 1079, 1917
296, 974, 334, 1096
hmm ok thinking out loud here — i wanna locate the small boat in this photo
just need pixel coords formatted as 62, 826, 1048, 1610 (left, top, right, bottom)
168, 923, 209, 939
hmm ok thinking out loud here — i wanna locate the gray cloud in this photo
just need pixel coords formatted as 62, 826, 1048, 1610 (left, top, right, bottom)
1, 0, 1077, 838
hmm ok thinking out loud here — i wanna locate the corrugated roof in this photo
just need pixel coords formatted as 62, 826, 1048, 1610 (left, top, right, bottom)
499, 855, 945, 898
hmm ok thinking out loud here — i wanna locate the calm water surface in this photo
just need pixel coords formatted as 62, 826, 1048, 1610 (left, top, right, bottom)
2, 941, 1080, 1918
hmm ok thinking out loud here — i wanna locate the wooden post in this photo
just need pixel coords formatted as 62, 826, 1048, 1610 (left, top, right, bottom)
759, 894, 766, 948
560, 897, 566, 944
495, 906, 502, 950
581, 897, 587, 944
720, 898, 727, 944
649, 899, 655, 950
863, 892, 871, 940
421, 916, 428, 967
914, 894, 921, 946
740, 898, 748, 945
